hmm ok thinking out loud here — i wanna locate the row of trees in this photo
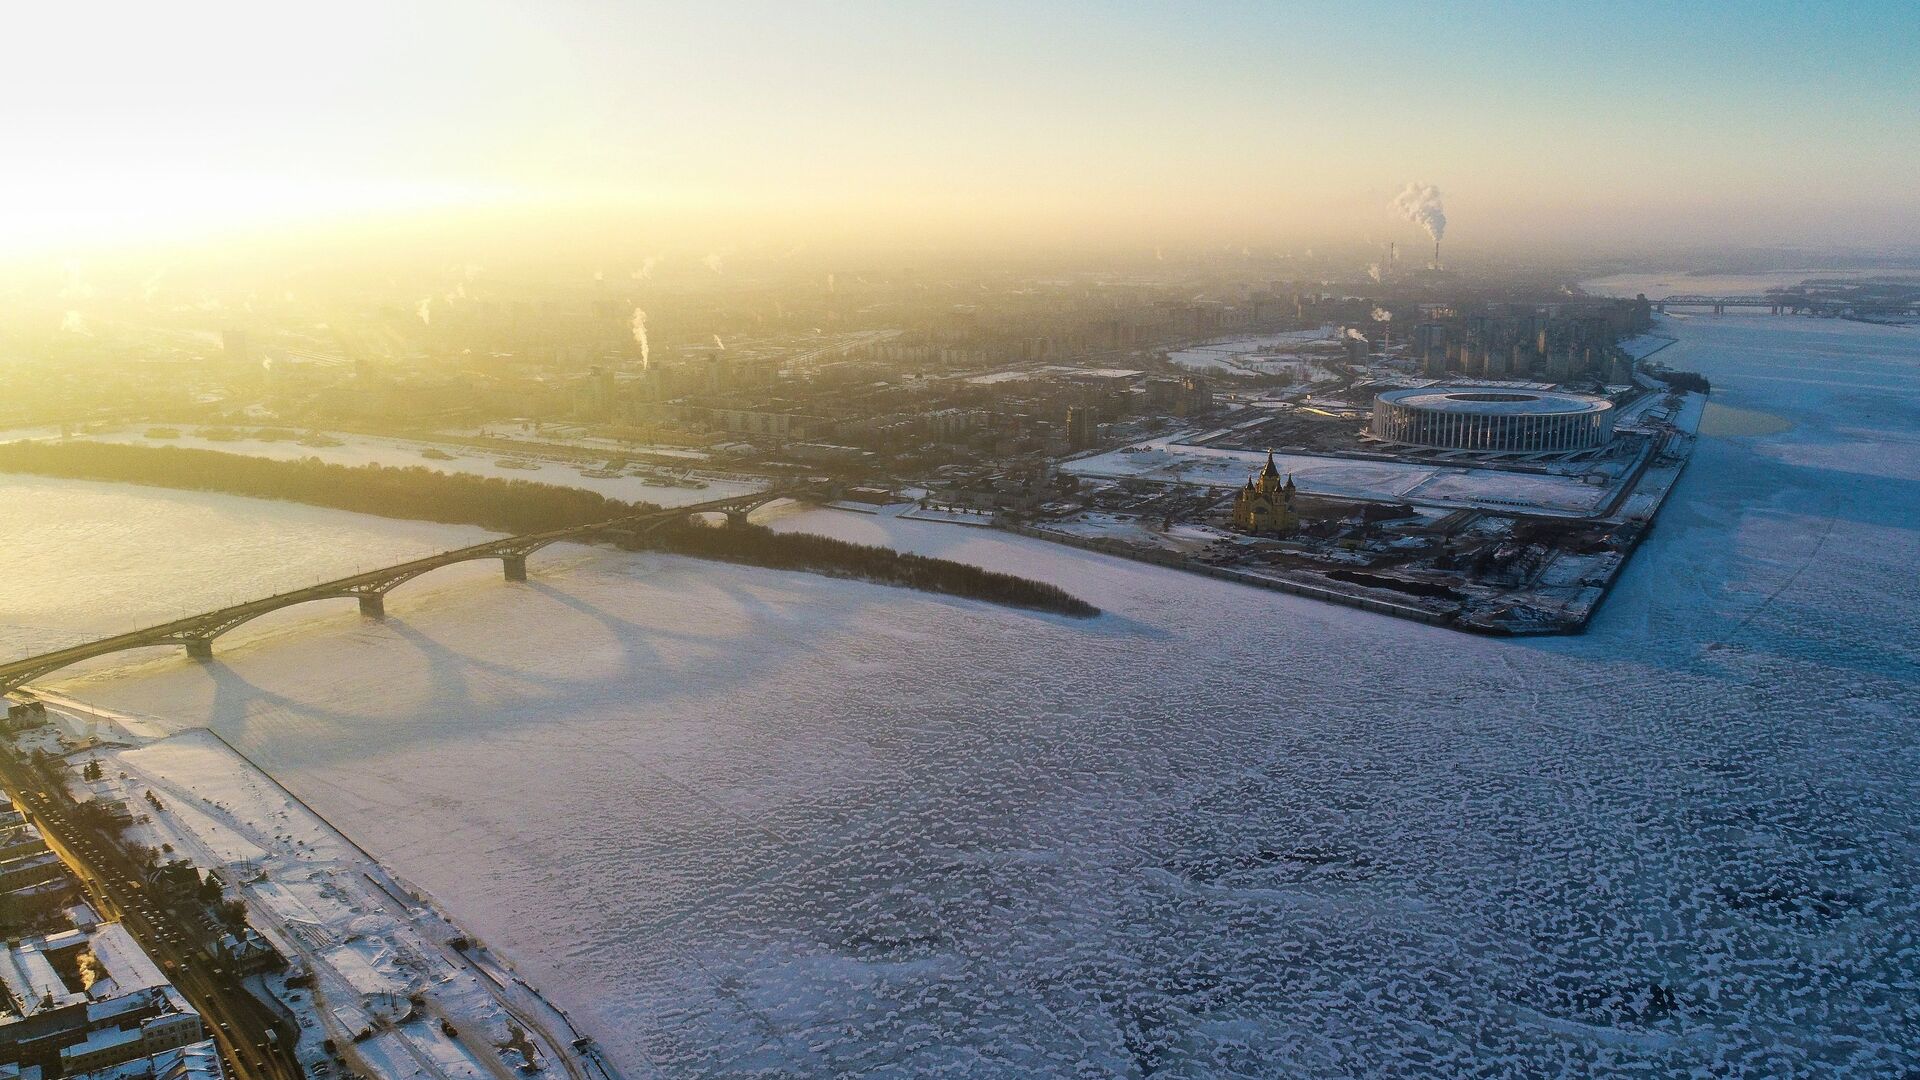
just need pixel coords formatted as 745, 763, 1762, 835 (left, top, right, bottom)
634, 520, 1099, 617
0, 441, 646, 534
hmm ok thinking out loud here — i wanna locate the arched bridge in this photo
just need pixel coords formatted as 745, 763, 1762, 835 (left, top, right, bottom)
0, 488, 793, 696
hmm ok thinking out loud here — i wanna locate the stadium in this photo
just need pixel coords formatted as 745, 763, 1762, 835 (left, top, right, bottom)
1370, 387, 1615, 455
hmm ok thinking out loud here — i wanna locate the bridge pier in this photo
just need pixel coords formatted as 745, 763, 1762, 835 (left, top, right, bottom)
358, 594, 386, 620
502, 554, 527, 582
724, 508, 750, 527
184, 639, 213, 661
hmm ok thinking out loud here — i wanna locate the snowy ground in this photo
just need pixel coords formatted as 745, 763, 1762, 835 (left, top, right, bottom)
1064, 439, 1618, 516
1166, 330, 1344, 379
7, 313, 1920, 1075
56, 707, 586, 1080
1617, 331, 1678, 362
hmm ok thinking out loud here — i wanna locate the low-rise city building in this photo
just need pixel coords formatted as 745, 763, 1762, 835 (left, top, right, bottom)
0, 922, 205, 1079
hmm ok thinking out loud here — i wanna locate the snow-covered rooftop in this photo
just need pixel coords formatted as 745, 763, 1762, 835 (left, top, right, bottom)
1376, 387, 1613, 417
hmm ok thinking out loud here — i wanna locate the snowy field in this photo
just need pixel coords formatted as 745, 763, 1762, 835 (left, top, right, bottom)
1064, 440, 1615, 516
94, 727, 566, 1078
6, 313, 1920, 1075
1167, 330, 1342, 378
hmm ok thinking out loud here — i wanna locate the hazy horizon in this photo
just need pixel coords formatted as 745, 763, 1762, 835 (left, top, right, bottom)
6, 0, 1917, 264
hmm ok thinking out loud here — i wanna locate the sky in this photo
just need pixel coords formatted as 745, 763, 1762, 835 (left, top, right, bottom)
3, 0, 1915, 258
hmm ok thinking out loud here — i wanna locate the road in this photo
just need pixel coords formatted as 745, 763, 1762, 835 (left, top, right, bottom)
0, 751, 303, 1080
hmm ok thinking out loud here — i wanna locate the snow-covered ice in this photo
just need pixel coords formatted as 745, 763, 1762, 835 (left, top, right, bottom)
5, 314, 1920, 1075
0, 477, 501, 654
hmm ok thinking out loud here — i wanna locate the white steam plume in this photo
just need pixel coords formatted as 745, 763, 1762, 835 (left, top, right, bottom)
59, 260, 94, 301
1372, 306, 1392, 322
1367, 263, 1382, 283
631, 308, 650, 367
140, 267, 168, 303
416, 298, 432, 325
712, 334, 726, 350
1391, 182, 1447, 241
702, 253, 725, 275
60, 310, 90, 335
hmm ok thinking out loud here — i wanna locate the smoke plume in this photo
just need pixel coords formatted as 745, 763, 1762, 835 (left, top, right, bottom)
1372, 306, 1392, 322
416, 298, 432, 325
1367, 263, 1382, 283
60, 310, 90, 335
702, 253, 725, 275
1391, 182, 1447, 241
712, 334, 726, 350
631, 308, 650, 367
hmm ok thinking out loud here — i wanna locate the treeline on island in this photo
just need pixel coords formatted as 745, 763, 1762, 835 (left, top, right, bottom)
633, 519, 1099, 617
0, 440, 637, 533
0, 440, 1098, 617
1649, 368, 1712, 393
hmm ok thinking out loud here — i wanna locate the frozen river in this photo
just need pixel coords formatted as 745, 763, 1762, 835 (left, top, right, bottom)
4, 313, 1919, 1075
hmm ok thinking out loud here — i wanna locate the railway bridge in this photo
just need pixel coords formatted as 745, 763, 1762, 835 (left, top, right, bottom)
0, 488, 791, 696
1654, 294, 1920, 316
